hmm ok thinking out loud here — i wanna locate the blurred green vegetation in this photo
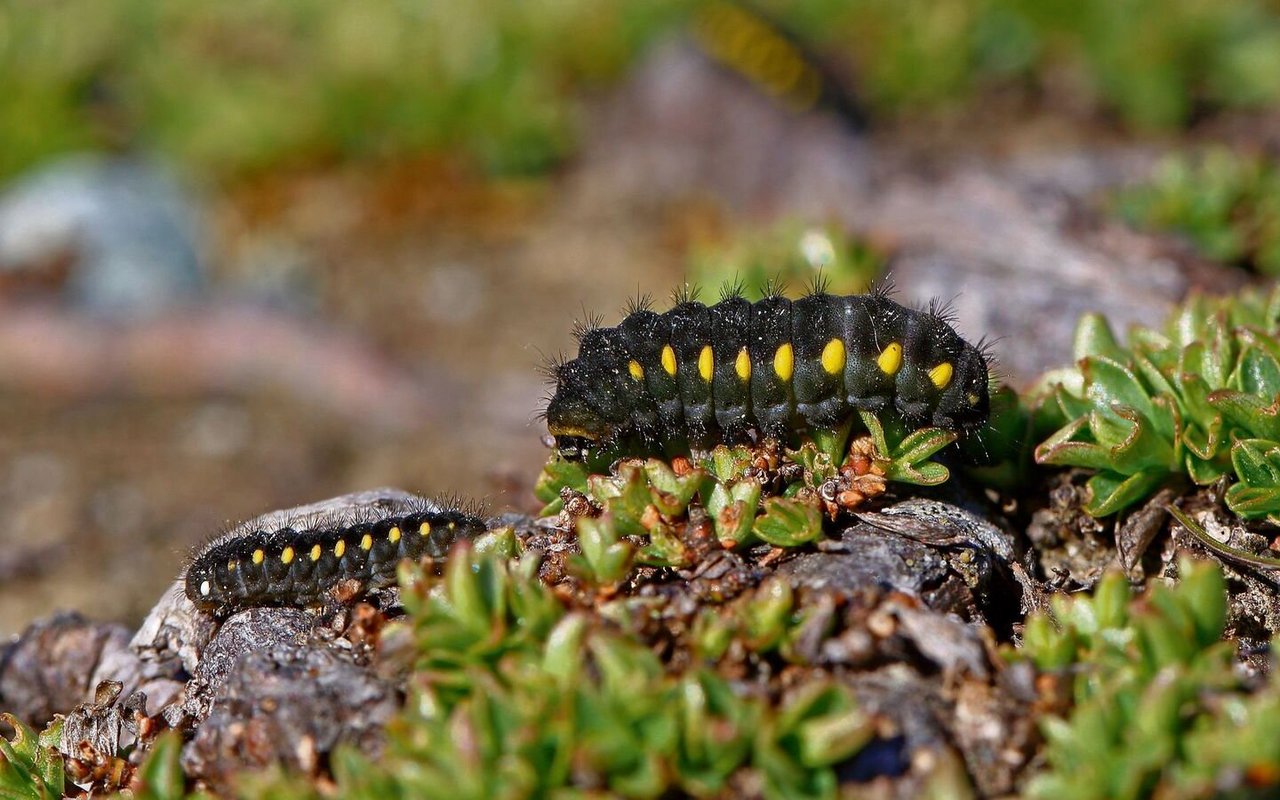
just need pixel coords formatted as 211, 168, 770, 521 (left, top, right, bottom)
684, 223, 884, 299
7, 0, 1280, 184
1116, 149, 1280, 277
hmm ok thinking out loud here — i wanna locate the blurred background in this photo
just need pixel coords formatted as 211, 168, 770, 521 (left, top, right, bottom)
2, 0, 1278, 633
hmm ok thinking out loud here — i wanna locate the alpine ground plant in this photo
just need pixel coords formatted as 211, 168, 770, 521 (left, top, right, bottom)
0, 715, 64, 800
1035, 286, 1280, 520
535, 408, 960, 570
232, 541, 871, 800
1019, 559, 1280, 800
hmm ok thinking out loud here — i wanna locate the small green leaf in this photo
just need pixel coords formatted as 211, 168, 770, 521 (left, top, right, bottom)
575, 516, 634, 585
889, 426, 958, 466
810, 417, 854, 464
1210, 390, 1280, 441
1074, 313, 1126, 361
1083, 357, 1156, 420
705, 480, 761, 547
133, 732, 185, 800
1230, 439, 1280, 486
752, 497, 823, 547
535, 457, 590, 514
642, 458, 703, 517
1084, 468, 1169, 516
543, 613, 589, 685
1237, 340, 1280, 397
1225, 484, 1280, 518
0, 713, 64, 800
1177, 558, 1227, 647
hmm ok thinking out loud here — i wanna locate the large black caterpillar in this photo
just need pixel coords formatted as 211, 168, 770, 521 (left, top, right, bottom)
545, 289, 991, 457
185, 508, 487, 615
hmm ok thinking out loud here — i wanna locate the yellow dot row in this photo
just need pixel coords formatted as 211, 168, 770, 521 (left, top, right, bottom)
226, 520, 451, 573
625, 340, 954, 389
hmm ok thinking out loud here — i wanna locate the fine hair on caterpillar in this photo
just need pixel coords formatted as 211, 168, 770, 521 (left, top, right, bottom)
184, 500, 488, 617
544, 285, 994, 459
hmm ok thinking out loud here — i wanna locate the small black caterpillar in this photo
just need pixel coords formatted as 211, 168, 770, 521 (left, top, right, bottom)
545, 288, 991, 457
185, 508, 487, 615
691, 0, 867, 132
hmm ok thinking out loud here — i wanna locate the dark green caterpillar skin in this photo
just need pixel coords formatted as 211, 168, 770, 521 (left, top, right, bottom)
185, 509, 486, 616
546, 290, 990, 457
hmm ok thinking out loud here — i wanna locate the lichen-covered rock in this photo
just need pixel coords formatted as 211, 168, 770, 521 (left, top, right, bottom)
181, 643, 397, 793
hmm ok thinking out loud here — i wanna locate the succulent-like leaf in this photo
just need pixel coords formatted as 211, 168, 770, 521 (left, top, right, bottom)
0, 714, 63, 800
752, 498, 823, 548
574, 516, 635, 585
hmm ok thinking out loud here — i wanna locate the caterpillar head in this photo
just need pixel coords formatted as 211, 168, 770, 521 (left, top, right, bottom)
932, 344, 990, 433
184, 549, 224, 613
545, 359, 611, 459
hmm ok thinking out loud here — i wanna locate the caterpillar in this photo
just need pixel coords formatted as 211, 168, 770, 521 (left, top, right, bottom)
184, 507, 488, 616
545, 288, 991, 458
691, 0, 867, 132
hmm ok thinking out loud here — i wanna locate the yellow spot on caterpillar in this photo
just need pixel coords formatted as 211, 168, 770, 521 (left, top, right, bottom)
200, 580, 211, 596
334, 540, 346, 558
227, 560, 237, 572
774, 343, 794, 382
628, 360, 644, 381
448, 521, 456, 530
877, 343, 903, 376
361, 533, 373, 551
735, 347, 751, 380
661, 345, 677, 376
967, 393, 980, 406
821, 338, 846, 375
698, 345, 714, 381
310, 544, 322, 562
252, 549, 264, 565
929, 362, 954, 389
282, 546, 295, 564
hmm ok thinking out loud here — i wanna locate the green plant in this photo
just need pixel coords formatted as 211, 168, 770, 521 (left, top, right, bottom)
1035, 286, 1280, 519
534, 410, 960, 572
248, 544, 871, 800
0, 714, 64, 800
1018, 559, 1280, 800
1116, 149, 1280, 276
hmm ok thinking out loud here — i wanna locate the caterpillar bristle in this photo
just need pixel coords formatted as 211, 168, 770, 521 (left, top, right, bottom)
761, 275, 789, 299
926, 296, 959, 325
672, 283, 701, 305
720, 277, 747, 302
624, 291, 655, 316
805, 271, 832, 296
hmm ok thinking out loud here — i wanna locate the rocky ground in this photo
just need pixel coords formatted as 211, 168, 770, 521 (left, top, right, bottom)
0, 38, 1276, 798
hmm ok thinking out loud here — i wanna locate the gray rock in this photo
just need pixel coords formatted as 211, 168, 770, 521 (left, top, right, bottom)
181, 643, 397, 793
0, 154, 205, 316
